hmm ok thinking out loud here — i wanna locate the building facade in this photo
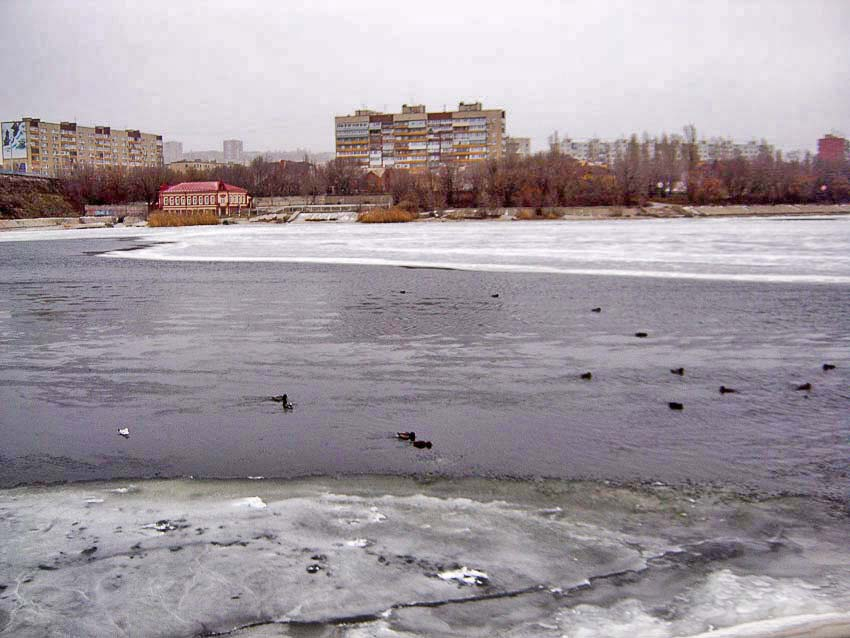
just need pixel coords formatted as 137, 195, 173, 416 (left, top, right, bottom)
559, 135, 775, 167
223, 139, 244, 164
817, 134, 849, 162
163, 141, 183, 165
157, 181, 250, 217
167, 159, 220, 174
505, 136, 531, 158
335, 102, 506, 170
1, 118, 163, 176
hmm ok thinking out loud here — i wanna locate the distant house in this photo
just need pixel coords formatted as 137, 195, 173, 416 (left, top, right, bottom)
167, 159, 220, 174
278, 159, 313, 177
158, 181, 251, 217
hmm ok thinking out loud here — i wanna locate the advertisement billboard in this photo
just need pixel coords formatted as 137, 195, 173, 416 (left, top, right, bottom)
2, 121, 27, 160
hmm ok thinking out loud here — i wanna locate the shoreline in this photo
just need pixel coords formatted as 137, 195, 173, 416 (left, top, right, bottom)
2, 203, 848, 232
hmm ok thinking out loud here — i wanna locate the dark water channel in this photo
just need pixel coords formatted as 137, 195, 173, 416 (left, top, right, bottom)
0, 237, 848, 497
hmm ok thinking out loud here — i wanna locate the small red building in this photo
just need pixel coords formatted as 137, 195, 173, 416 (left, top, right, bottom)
817, 135, 849, 163
158, 181, 251, 217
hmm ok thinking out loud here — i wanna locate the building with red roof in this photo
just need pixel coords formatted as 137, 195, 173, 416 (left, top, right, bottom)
157, 181, 251, 217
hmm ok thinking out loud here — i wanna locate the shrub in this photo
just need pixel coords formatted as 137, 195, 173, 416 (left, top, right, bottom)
357, 207, 418, 223
148, 211, 220, 227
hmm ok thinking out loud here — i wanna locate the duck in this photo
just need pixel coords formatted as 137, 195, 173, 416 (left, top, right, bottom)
396, 431, 416, 441
795, 382, 812, 392
491, 293, 500, 298
719, 386, 738, 394
412, 440, 432, 449
822, 363, 836, 371
580, 372, 592, 380
670, 367, 684, 375
668, 402, 684, 410
271, 394, 294, 410
117, 427, 130, 439
591, 307, 602, 313
635, 332, 648, 338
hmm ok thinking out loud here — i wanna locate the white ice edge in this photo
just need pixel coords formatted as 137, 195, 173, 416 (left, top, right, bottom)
102, 252, 850, 284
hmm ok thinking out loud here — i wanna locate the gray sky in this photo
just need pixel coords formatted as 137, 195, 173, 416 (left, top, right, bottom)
2, 0, 848, 153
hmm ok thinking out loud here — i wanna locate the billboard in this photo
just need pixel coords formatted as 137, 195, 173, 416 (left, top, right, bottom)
2, 121, 27, 160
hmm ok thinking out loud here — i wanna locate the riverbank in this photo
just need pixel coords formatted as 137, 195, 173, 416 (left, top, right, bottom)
432, 202, 850, 221
3, 203, 848, 231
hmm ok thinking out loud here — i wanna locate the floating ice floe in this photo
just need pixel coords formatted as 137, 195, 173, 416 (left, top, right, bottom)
438, 566, 490, 586
233, 496, 267, 509
107, 485, 138, 494
345, 538, 373, 548
84, 498, 104, 504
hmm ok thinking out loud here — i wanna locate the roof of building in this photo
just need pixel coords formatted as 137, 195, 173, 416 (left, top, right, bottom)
162, 181, 247, 194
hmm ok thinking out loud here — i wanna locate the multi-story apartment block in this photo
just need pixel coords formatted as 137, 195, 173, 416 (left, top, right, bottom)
163, 141, 184, 165
505, 136, 531, 158
1, 118, 163, 176
560, 135, 774, 166
335, 102, 505, 170
223, 139, 244, 164
167, 159, 221, 174
817, 134, 849, 162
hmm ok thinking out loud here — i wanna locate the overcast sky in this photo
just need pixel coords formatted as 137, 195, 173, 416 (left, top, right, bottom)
2, 0, 848, 153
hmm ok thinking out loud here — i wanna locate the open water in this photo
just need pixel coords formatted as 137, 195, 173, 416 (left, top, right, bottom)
0, 217, 848, 637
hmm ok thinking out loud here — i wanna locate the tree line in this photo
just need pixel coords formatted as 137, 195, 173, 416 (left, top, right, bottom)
59, 130, 850, 211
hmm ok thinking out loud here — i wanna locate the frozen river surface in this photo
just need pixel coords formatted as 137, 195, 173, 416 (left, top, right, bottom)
0, 217, 848, 636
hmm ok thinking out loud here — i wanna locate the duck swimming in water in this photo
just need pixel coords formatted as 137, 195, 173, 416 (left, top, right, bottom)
591, 307, 602, 313
635, 332, 648, 338
271, 394, 294, 410
822, 363, 836, 371
795, 383, 812, 392
670, 367, 684, 375
668, 402, 684, 410
719, 386, 738, 394
396, 431, 416, 441
412, 440, 432, 449
580, 372, 592, 380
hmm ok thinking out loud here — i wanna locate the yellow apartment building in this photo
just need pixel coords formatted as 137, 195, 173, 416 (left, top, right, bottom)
335, 102, 506, 170
1, 117, 163, 176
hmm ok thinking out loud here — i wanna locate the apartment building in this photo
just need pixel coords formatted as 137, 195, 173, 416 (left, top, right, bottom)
559, 135, 774, 166
163, 141, 184, 165
817, 134, 849, 162
223, 139, 243, 164
505, 136, 531, 158
1, 118, 163, 176
167, 159, 221, 174
335, 102, 505, 170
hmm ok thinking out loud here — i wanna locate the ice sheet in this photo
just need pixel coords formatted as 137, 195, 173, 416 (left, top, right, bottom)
1, 477, 848, 637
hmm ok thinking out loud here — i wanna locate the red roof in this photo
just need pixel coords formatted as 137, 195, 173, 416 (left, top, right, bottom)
162, 181, 248, 194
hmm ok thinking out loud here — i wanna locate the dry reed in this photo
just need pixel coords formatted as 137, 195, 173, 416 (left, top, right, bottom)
357, 208, 418, 223
148, 211, 220, 227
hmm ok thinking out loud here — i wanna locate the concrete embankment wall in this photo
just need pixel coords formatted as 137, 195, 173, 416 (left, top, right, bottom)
0, 217, 118, 231
436, 203, 850, 220
83, 202, 149, 219
254, 194, 392, 208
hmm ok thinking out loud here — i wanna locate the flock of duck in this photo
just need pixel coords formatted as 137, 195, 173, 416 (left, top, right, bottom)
113, 298, 838, 445
577, 307, 837, 412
